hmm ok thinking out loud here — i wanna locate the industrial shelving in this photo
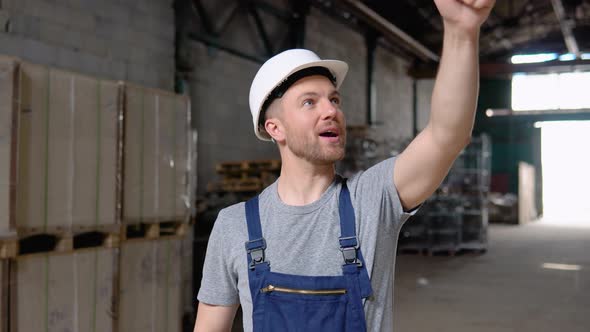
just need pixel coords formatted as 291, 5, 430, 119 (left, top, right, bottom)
398, 134, 491, 255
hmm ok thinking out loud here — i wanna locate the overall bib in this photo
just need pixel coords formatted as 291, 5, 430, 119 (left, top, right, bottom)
244, 181, 373, 332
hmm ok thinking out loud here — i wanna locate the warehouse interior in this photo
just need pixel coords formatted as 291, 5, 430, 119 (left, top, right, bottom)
0, 0, 588, 331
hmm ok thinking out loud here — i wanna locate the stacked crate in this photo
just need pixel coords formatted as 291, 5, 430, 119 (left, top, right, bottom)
123, 84, 191, 226
0, 57, 15, 332
12, 249, 118, 332
0, 55, 194, 332
0, 56, 122, 331
119, 239, 183, 332
15, 61, 119, 238
120, 83, 193, 332
1, 57, 18, 253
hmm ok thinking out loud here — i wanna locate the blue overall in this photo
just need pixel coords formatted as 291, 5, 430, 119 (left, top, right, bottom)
244, 181, 373, 331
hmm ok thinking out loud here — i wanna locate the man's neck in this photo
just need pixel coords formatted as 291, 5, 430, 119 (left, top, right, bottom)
276, 156, 336, 206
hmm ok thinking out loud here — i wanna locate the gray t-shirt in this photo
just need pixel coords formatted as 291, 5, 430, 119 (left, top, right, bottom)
197, 157, 413, 331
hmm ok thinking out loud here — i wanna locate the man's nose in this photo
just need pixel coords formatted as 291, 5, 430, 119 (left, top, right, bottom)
320, 98, 338, 120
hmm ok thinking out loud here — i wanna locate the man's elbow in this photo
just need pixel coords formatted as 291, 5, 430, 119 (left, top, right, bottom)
432, 128, 472, 155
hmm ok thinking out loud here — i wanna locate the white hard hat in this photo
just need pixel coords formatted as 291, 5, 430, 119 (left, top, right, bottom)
249, 49, 349, 141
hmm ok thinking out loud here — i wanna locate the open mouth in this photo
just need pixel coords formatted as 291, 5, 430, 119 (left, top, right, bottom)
319, 131, 339, 138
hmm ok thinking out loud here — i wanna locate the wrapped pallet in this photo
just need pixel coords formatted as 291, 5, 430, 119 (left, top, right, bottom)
1, 260, 8, 331
0, 56, 18, 235
16, 62, 118, 232
123, 84, 191, 224
12, 249, 117, 332
119, 238, 183, 332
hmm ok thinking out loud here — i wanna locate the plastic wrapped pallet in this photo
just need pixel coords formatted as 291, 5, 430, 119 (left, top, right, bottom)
16, 62, 118, 232
12, 249, 117, 332
180, 225, 194, 315
1, 260, 8, 331
119, 238, 183, 332
123, 84, 191, 224
0, 56, 18, 235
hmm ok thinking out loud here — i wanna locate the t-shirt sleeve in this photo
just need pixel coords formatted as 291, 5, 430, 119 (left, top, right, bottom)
196, 209, 240, 306
349, 157, 418, 230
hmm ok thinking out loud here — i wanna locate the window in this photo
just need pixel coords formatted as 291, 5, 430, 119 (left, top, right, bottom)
511, 72, 590, 111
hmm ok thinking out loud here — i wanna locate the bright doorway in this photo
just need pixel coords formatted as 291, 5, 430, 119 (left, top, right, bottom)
539, 121, 590, 226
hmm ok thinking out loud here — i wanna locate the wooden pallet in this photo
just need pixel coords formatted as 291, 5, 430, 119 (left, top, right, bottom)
208, 178, 264, 193
16, 230, 119, 257
1, 225, 120, 257
16, 224, 120, 237
0, 236, 18, 259
216, 159, 281, 175
122, 221, 189, 240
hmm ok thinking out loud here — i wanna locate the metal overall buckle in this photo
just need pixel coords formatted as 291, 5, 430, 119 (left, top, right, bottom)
339, 236, 362, 267
245, 238, 267, 270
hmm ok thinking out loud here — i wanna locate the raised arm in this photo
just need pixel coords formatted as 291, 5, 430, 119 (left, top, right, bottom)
394, 0, 495, 210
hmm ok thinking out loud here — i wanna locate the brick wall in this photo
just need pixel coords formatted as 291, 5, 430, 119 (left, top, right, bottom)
0, 0, 175, 90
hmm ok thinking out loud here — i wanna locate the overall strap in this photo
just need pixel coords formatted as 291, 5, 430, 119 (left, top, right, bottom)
339, 180, 373, 298
338, 182, 358, 253
244, 196, 268, 270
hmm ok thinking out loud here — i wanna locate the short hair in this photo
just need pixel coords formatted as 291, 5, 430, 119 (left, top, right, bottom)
258, 99, 281, 136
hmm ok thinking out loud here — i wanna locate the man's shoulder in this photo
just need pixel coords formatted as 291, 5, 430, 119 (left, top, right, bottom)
346, 157, 396, 187
215, 183, 275, 228
209, 201, 249, 249
216, 201, 247, 225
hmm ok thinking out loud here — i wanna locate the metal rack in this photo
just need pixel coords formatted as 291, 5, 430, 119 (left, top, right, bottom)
398, 134, 491, 255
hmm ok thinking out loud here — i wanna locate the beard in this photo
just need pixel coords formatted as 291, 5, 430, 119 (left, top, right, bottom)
285, 130, 347, 164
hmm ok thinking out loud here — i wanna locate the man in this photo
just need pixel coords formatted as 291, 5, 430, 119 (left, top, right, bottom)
195, 0, 495, 331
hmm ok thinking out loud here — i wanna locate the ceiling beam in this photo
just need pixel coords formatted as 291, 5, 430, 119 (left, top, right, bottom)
550, 0, 580, 57
338, 0, 440, 62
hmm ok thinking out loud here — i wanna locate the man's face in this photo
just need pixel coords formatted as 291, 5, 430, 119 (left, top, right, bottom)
278, 75, 347, 164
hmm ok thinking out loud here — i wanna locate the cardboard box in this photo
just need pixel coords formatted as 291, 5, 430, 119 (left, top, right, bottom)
119, 238, 183, 332
0, 56, 18, 234
16, 62, 118, 231
12, 249, 117, 332
0, 260, 8, 332
123, 84, 190, 223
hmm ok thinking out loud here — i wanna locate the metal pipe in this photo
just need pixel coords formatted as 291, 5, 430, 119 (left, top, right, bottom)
217, 3, 241, 36
252, 0, 293, 21
289, 0, 309, 48
249, 2, 274, 57
188, 33, 267, 64
550, 0, 580, 57
339, 0, 440, 62
192, 0, 216, 35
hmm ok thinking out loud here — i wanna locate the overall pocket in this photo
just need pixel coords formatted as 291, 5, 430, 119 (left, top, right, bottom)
261, 284, 348, 332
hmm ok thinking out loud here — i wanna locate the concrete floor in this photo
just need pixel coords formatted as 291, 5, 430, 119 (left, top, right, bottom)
394, 221, 590, 332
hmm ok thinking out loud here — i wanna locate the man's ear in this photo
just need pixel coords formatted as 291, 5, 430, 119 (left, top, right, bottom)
264, 118, 286, 143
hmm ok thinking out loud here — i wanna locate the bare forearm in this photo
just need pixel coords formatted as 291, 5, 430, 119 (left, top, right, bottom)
429, 24, 480, 151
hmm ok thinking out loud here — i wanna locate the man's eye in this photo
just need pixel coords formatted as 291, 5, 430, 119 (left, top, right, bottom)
331, 97, 341, 105
303, 99, 314, 106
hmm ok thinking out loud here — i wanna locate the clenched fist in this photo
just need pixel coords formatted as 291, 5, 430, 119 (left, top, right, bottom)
434, 0, 496, 33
